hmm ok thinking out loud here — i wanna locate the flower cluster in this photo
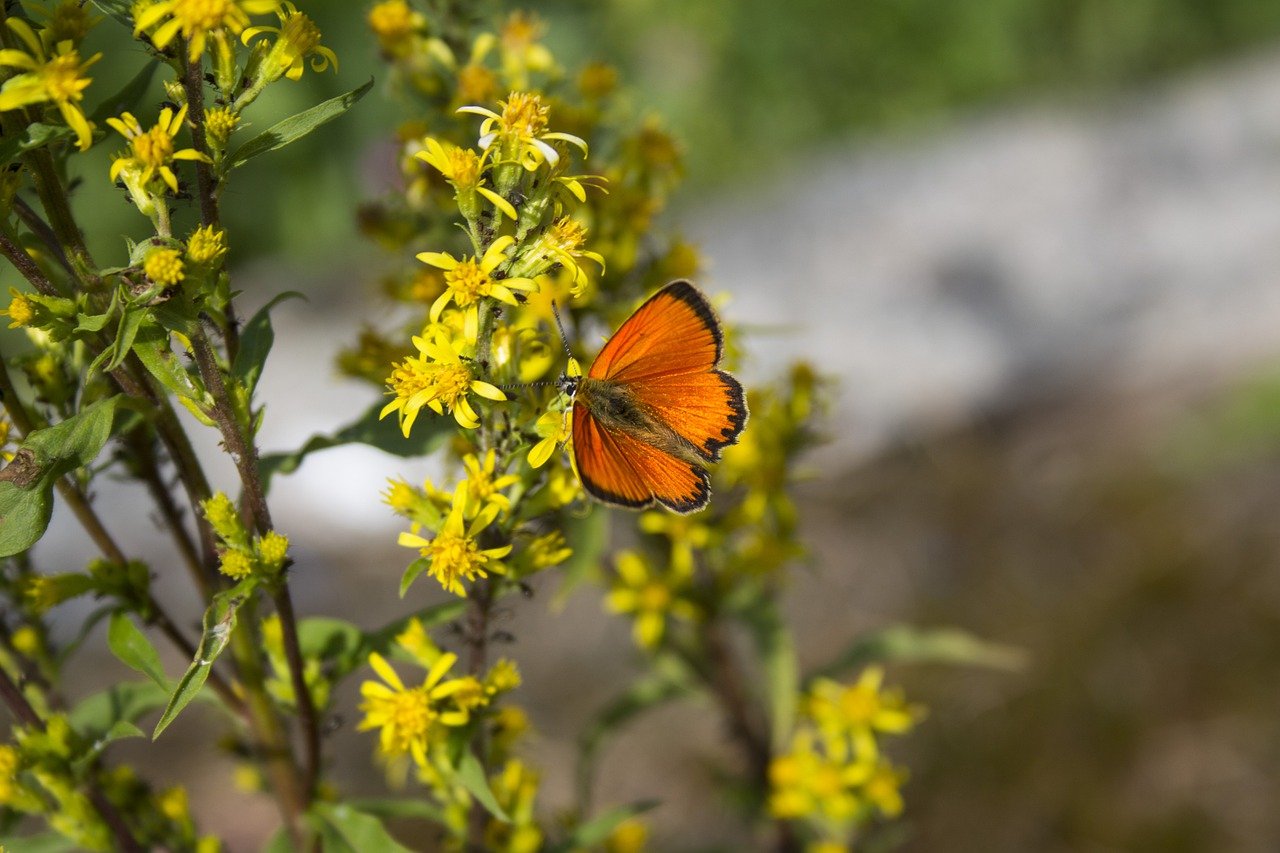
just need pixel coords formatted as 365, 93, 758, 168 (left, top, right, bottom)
769, 669, 924, 848
203, 491, 290, 580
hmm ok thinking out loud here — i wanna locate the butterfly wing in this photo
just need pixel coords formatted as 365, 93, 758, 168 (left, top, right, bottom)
590, 280, 747, 461
572, 401, 711, 513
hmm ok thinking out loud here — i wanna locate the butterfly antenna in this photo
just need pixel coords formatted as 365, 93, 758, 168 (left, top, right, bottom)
550, 299, 574, 359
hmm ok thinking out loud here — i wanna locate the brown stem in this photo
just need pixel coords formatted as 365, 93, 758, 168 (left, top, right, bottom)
12, 196, 74, 278
0, 229, 60, 297
0, 669, 145, 852
271, 584, 321, 798
464, 578, 495, 850
700, 621, 771, 787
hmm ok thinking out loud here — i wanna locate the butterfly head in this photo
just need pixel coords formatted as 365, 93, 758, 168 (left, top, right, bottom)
557, 356, 584, 400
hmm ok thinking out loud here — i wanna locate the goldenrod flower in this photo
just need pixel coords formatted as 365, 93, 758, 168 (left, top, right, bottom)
256, 530, 289, 570
219, 548, 253, 579
515, 216, 605, 294
1, 289, 35, 329
418, 237, 537, 334
521, 531, 571, 572
186, 224, 227, 265
382, 476, 420, 517
486, 759, 543, 853
380, 325, 506, 433
459, 91, 587, 169
202, 491, 240, 540
108, 105, 210, 217
498, 12, 553, 87
134, 0, 281, 62
143, 246, 186, 288
397, 488, 511, 596
806, 668, 921, 763
605, 551, 698, 649
415, 137, 516, 221
768, 730, 871, 823
0, 18, 100, 151
203, 106, 240, 150
484, 658, 521, 695
367, 0, 424, 58
527, 407, 569, 468
461, 449, 518, 518
604, 818, 648, 853
241, 1, 337, 83
358, 651, 460, 766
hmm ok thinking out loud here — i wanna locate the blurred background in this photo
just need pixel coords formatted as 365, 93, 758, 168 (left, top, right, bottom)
39, 0, 1280, 849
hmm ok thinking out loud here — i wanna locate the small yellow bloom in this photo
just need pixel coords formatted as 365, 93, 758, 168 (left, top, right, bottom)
0, 18, 100, 151
1, 289, 35, 328
394, 617, 443, 668
256, 530, 289, 570
485, 658, 521, 694
605, 551, 699, 649
357, 650, 471, 766
459, 91, 587, 170
807, 668, 921, 763
241, 1, 337, 83
156, 785, 190, 822
367, 0, 424, 57
461, 449, 518, 518
134, 0, 281, 62
397, 488, 512, 596
379, 325, 506, 433
604, 818, 648, 853
10, 625, 39, 655
202, 491, 240, 539
203, 106, 240, 149
415, 137, 516, 221
108, 104, 209, 197
0, 743, 22, 806
219, 548, 254, 579
527, 407, 570, 468
382, 476, 421, 516
143, 246, 186, 288
418, 237, 537, 333
186, 224, 227, 265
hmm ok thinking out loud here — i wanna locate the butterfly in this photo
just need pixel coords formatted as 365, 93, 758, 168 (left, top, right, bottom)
560, 280, 748, 514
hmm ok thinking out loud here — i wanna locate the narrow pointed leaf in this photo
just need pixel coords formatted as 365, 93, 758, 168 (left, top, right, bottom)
227, 78, 374, 170
233, 291, 305, 396
107, 612, 170, 689
154, 579, 256, 737
90, 59, 158, 123
456, 750, 510, 822
549, 801, 659, 852
811, 624, 1027, 683
312, 803, 413, 853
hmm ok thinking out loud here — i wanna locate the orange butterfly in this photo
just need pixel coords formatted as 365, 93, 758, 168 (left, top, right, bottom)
562, 280, 748, 514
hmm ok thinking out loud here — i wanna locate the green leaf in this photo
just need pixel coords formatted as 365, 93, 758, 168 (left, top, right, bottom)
456, 751, 510, 822
344, 798, 446, 823
811, 624, 1027, 683
0, 123, 73, 167
311, 803, 413, 853
132, 326, 203, 400
263, 827, 294, 853
0, 477, 52, 558
259, 399, 452, 492
89, 0, 133, 27
233, 291, 305, 397
0, 832, 80, 852
154, 579, 257, 737
90, 59, 158, 124
104, 307, 150, 373
549, 801, 659, 852
0, 397, 127, 557
69, 680, 169, 737
744, 602, 799, 751
398, 557, 430, 598
576, 657, 695, 808
107, 612, 170, 689
227, 79, 374, 170
73, 720, 145, 771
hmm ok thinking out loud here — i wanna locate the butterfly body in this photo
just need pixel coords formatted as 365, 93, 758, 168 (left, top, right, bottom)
566, 280, 747, 514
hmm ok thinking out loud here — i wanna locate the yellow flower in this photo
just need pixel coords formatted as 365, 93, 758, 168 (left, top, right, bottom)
394, 617, 444, 668
0, 18, 100, 151
367, 0, 424, 57
638, 511, 711, 577
357, 650, 461, 766
397, 489, 511, 596
186, 224, 227, 265
143, 246, 186, 288
134, 0, 281, 62
863, 760, 907, 818
202, 491, 240, 539
604, 818, 648, 853
461, 449, 518, 518
382, 476, 421, 516
0, 743, 20, 805
767, 730, 870, 823
521, 531, 571, 572
418, 237, 537, 335
256, 530, 289, 570
415, 137, 516, 221
486, 759, 543, 853
379, 325, 507, 433
219, 548, 253, 579
203, 106, 240, 149
241, 1, 337, 83
513, 217, 604, 295
605, 551, 699, 649
107, 105, 210, 204
497, 12, 553, 87
1, 289, 35, 329
806, 668, 921, 763
459, 91, 587, 170
527, 407, 570, 468
485, 658, 521, 695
